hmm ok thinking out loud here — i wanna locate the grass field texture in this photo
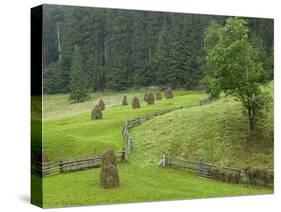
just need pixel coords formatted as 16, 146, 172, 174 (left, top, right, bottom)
38, 86, 273, 208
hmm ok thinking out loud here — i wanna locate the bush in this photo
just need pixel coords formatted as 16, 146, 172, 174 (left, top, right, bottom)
100, 150, 120, 189
244, 167, 274, 186
244, 167, 259, 185
91, 105, 103, 120
208, 167, 240, 183
156, 91, 162, 100
146, 92, 155, 105
98, 99, 105, 110
164, 88, 173, 99
122, 96, 128, 106
132, 97, 141, 109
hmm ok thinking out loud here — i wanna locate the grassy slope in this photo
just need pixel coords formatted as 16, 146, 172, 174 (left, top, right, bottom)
40, 88, 273, 207
43, 89, 195, 120
43, 90, 206, 161
130, 84, 273, 169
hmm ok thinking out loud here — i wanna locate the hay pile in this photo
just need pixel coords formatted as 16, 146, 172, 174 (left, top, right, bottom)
146, 92, 155, 105
156, 91, 162, 100
132, 96, 141, 109
122, 96, 128, 106
164, 88, 173, 99
100, 150, 120, 189
91, 105, 103, 120
144, 93, 148, 103
98, 99, 105, 110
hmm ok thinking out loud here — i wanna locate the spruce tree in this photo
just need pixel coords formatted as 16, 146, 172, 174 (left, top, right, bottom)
69, 47, 89, 102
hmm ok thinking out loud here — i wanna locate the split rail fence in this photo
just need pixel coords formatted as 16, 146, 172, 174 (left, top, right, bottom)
32, 97, 211, 177
32, 152, 126, 177
162, 155, 273, 187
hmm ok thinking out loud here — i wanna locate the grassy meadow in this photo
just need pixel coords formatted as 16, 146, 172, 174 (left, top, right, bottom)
38, 87, 273, 208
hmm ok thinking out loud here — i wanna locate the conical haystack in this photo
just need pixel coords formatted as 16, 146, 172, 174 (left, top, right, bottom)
100, 150, 120, 189
132, 96, 141, 109
122, 96, 128, 106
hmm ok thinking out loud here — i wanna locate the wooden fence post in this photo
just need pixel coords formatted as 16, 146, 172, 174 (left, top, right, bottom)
121, 148, 126, 161
163, 155, 166, 167
59, 159, 63, 173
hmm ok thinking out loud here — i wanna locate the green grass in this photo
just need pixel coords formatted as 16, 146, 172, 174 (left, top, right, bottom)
39, 87, 273, 208
130, 96, 273, 169
42, 90, 206, 161
43, 89, 194, 120
42, 163, 272, 208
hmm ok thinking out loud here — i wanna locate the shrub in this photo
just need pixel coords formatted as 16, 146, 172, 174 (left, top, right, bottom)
100, 150, 120, 189
244, 167, 259, 185
156, 91, 162, 100
122, 96, 128, 106
164, 88, 173, 99
244, 167, 274, 186
208, 167, 240, 183
146, 92, 155, 105
98, 99, 105, 111
91, 105, 103, 120
132, 97, 141, 109
265, 170, 274, 186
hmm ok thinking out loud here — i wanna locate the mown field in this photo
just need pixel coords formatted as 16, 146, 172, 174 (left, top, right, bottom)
38, 87, 273, 208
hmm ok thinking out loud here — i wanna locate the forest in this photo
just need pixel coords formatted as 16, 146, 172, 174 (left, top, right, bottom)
42, 5, 273, 94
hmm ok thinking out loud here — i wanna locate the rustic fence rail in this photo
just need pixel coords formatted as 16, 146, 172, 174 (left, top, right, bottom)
33, 97, 210, 177
32, 152, 126, 177
199, 97, 211, 105
163, 155, 273, 187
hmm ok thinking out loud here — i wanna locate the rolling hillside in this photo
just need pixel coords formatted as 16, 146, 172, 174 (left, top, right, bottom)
130, 84, 273, 169
39, 87, 273, 207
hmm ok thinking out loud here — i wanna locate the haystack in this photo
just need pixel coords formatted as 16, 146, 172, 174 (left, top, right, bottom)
91, 105, 103, 120
132, 97, 141, 109
146, 92, 155, 105
156, 91, 162, 100
98, 99, 105, 111
164, 88, 173, 99
100, 150, 120, 189
144, 93, 149, 103
122, 96, 128, 106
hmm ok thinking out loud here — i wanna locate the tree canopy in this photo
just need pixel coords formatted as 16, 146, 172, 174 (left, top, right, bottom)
205, 18, 272, 133
42, 5, 273, 98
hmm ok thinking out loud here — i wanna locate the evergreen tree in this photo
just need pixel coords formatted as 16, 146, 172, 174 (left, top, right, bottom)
42, 5, 273, 93
69, 47, 89, 102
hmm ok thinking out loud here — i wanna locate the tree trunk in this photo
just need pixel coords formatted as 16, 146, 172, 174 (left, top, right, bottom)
56, 22, 61, 61
248, 108, 254, 134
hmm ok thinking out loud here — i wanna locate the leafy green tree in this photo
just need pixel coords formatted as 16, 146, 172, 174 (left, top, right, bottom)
206, 18, 271, 134
69, 47, 90, 102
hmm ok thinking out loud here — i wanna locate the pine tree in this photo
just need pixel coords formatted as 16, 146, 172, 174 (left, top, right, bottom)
69, 47, 89, 102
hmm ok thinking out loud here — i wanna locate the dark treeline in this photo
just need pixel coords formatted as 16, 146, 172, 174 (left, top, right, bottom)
43, 5, 273, 93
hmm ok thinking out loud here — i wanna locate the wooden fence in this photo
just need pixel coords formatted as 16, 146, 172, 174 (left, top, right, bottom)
199, 97, 211, 105
121, 106, 186, 156
32, 151, 126, 177
33, 97, 209, 177
163, 155, 273, 187
121, 102, 200, 155
31, 160, 60, 177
